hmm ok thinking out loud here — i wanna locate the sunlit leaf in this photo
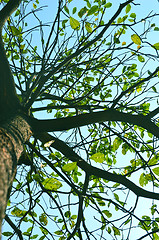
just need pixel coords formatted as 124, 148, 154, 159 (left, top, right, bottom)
54, 230, 63, 235
138, 216, 151, 230
87, 5, 98, 16
44, 140, 55, 147
130, 13, 136, 18
112, 226, 120, 236
153, 42, 159, 50
131, 34, 141, 45
102, 210, 112, 218
125, 4, 131, 13
70, 17, 80, 30
139, 173, 146, 187
152, 167, 159, 176
138, 55, 145, 62
42, 178, 62, 190
39, 213, 48, 226
90, 152, 105, 163
62, 162, 77, 172
10, 26, 21, 36
11, 207, 27, 217
104, 2, 112, 8
149, 156, 158, 165
85, 22, 92, 33
113, 138, 122, 151
33, 3, 37, 9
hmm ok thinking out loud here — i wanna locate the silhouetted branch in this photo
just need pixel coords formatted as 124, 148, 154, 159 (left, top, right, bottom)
36, 132, 159, 201
31, 109, 159, 138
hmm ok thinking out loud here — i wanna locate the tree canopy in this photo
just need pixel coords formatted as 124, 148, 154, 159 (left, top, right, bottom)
1, 0, 159, 239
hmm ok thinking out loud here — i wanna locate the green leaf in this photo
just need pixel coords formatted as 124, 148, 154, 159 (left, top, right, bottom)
64, 210, 71, 218
139, 173, 146, 187
90, 152, 105, 163
62, 19, 68, 28
125, 4, 131, 13
153, 233, 159, 240
152, 167, 159, 176
42, 178, 62, 190
113, 138, 121, 151
62, 162, 77, 172
85, 22, 92, 33
138, 55, 145, 62
64, 5, 69, 14
78, 7, 88, 18
54, 230, 63, 235
131, 34, 141, 45
33, 3, 37, 9
112, 226, 120, 236
153, 42, 159, 50
154, 27, 159, 31
104, 2, 112, 8
138, 216, 151, 230
149, 156, 158, 165
2, 232, 13, 237
70, 17, 80, 30
11, 207, 27, 217
152, 86, 157, 92
72, 7, 77, 14
130, 13, 136, 18
30, 235, 38, 239
39, 213, 48, 226
87, 5, 98, 16
10, 26, 21, 36
102, 210, 112, 218
15, 9, 20, 17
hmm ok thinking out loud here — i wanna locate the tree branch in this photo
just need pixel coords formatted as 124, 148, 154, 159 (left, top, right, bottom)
0, 0, 22, 29
36, 132, 159, 201
4, 215, 23, 240
0, 0, 22, 115
31, 108, 159, 138
26, 0, 134, 108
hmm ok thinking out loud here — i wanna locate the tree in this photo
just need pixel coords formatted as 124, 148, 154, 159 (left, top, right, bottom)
1, 0, 159, 239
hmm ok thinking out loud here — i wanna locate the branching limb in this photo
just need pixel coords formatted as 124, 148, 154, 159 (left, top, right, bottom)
67, 173, 90, 240
4, 215, 23, 240
36, 132, 159, 201
30, 108, 159, 138
26, 0, 134, 108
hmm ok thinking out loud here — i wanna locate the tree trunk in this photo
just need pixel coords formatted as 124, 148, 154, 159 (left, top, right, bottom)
0, 115, 32, 238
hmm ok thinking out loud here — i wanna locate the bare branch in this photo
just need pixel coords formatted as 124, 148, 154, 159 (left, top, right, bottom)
30, 108, 159, 138
0, 0, 22, 29
36, 132, 159, 201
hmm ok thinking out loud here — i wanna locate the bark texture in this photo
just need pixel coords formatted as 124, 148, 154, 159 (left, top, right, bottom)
0, 115, 32, 238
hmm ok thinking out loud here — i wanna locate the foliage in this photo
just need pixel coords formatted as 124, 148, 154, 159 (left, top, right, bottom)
2, 0, 159, 239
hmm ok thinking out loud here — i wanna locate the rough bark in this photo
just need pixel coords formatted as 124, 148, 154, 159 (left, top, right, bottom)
0, 115, 32, 238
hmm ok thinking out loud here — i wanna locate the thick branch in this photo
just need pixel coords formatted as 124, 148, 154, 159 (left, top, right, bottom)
0, 0, 22, 28
36, 132, 159, 201
0, 0, 22, 115
31, 109, 159, 138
